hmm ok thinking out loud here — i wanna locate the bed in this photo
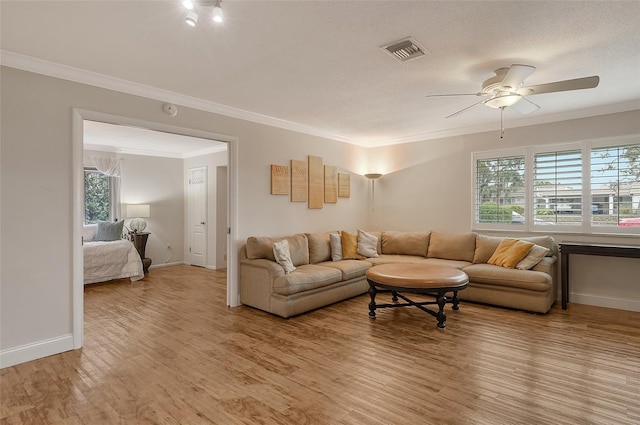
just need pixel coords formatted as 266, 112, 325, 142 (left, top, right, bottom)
83, 223, 144, 284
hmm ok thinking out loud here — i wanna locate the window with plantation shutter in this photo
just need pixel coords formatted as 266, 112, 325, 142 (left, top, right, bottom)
473, 138, 639, 234
475, 155, 525, 225
590, 144, 640, 228
533, 150, 582, 226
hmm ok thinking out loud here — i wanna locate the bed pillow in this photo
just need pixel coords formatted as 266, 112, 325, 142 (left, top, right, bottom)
516, 245, 550, 270
357, 229, 379, 258
330, 233, 343, 261
488, 238, 534, 269
82, 224, 98, 242
273, 239, 296, 274
95, 220, 124, 242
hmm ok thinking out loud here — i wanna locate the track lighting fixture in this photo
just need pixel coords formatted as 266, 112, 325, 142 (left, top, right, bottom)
182, 0, 224, 27
185, 10, 198, 27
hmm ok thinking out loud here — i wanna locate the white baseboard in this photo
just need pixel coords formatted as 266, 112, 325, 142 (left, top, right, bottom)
149, 261, 184, 270
570, 292, 640, 312
0, 334, 74, 369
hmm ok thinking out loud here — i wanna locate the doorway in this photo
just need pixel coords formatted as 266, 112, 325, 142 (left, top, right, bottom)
72, 109, 239, 349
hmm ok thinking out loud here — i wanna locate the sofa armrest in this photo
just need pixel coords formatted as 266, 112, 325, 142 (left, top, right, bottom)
239, 258, 285, 311
531, 256, 556, 275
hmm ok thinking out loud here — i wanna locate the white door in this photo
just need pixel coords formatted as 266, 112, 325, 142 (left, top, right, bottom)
188, 166, 207, 267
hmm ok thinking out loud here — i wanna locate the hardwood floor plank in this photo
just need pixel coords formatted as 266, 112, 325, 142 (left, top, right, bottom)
2, 264, 639, 424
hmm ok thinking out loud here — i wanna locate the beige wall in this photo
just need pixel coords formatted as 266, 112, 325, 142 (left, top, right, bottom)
120, 153, 185, 266
369, 110, 640, 310
0, 66, 370, 366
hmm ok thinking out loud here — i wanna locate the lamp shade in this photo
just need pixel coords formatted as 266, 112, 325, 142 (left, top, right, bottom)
127, 204, 150, 218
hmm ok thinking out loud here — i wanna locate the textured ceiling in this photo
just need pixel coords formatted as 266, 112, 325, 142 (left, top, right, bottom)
2, 1, 640, 147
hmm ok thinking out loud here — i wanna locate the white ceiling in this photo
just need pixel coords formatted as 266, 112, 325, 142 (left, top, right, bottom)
2, 1, 640, 147
83, 120, 227, 158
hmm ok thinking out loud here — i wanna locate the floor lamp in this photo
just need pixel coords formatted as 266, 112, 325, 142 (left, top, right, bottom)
365, 173, 382, 211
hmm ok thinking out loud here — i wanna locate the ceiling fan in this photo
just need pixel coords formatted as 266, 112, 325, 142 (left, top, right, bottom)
426, 64, 600, 137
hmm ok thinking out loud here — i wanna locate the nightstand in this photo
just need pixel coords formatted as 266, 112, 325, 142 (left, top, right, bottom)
132, 232, 152, 273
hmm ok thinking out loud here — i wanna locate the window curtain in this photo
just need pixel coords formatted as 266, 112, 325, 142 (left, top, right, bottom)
88, 155, 121, 221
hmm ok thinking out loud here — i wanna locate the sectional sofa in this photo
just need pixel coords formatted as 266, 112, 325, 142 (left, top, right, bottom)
239, 231, 558, 318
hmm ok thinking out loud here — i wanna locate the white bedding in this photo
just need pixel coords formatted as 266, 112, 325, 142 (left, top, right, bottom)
83, 239, 144, 284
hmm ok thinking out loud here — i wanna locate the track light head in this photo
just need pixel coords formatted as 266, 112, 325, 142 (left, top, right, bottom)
185, 10, 198, 26
212, 1, 224, 23
182, 0, 194, 10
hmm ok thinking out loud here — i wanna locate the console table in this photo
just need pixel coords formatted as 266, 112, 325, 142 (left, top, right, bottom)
559, 242, 640, 310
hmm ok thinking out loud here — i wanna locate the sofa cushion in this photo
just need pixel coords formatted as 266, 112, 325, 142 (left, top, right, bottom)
427, 232, 476, 262
246, 234, 310, 266
488, 238, 534, 269
462, 264, 552, 292
421, 258, 472, 270
473, 234, 505, 264
381, 231, 430, 256
364, 255, 429, 266
357, 229, 379, 258
273, 264, 342, 296
519, 236, 556, 257
341, 230, 364, 260
317, 260, 372, 281
306, 231, 335, 264
273, 239, 296, 274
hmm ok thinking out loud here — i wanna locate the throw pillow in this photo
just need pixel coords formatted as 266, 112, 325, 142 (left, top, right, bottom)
341, 230, 364, 260
273, 239, 296, 274
357, 229, 379, 258
95, 220, 125, 242
516, 244, 550, 270
330, 233, 343, 261
488, 238, 534, 269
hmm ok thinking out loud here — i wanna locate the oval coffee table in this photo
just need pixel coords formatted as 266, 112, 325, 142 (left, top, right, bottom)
366, 263, 469, 329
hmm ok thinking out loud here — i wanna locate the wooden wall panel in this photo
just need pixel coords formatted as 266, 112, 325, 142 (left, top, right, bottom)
308, 155, 323, 209
338, 173, 350, 198
324, 166, 338, 203
270, 165, 289, 195
291, 159, 308, 202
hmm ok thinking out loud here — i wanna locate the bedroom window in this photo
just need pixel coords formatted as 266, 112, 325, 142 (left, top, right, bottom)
84, 168, 111, 223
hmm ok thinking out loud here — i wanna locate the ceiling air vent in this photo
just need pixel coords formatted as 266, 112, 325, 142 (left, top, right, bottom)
382, 37, 428, 63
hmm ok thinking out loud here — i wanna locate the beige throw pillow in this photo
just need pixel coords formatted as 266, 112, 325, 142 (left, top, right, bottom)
516, 245, 550, 270
273, 239, 296, 274
330, 233, 343, 261
357, 229, 379, 258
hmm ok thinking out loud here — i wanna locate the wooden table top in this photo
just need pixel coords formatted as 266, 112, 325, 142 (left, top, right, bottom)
366, 263, 469, 290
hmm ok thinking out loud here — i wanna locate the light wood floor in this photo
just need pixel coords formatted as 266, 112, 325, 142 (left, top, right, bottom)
1, 265, 639, 424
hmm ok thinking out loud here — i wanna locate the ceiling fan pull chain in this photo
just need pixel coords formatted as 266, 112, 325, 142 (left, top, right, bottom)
500, 106, 505, 139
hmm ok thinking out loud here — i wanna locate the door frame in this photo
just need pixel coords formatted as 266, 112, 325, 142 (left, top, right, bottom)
72, 109, 239, 349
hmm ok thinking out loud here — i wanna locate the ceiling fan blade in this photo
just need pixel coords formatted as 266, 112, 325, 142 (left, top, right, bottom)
510, 97, 540, 115
519, 76, 600, 95
501, 64, 536, 90
426, 93, 484, 98
445, 99, 486, 119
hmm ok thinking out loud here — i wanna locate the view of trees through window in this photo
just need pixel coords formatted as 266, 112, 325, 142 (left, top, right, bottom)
476, 156, 525, 224
475, 142, 640, 230
84, 169, 110, 223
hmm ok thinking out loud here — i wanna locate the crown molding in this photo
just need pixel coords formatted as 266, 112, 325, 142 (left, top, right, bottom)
0, 50, 363, 146
2, 50, 637, 149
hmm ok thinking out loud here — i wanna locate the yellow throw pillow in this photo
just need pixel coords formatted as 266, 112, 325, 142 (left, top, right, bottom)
341, 230, 364, 260
487, 238, 534, 269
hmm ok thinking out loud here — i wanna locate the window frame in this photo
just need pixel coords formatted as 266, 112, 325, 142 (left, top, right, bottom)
472, 136, 640, 235
472, 147, 527, 232
84, 166, 115, 224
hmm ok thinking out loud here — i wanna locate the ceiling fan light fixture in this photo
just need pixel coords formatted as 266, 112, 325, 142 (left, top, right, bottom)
484, 93, 522, 109
182, 0, 194, 10
185, 10, 198, 26
212, 1, 224, 23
